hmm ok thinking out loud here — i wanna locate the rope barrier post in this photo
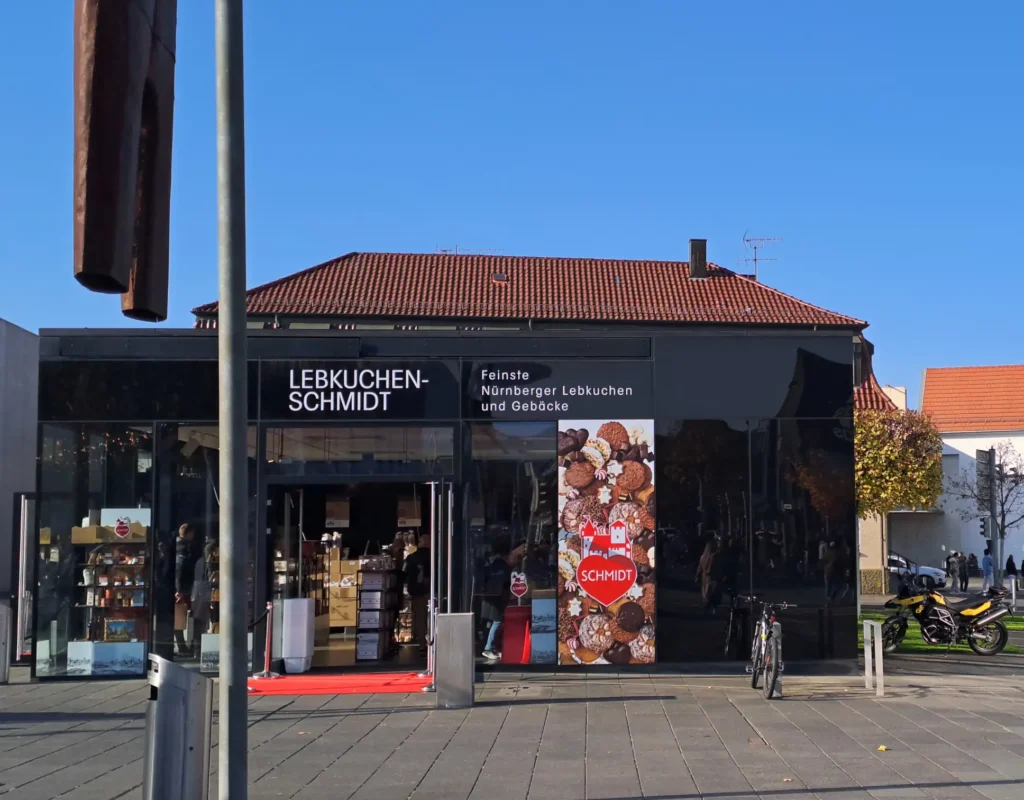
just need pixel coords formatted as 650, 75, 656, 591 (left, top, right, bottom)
251, 601, 280, 684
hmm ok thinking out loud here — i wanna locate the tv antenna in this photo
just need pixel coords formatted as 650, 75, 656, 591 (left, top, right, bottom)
740, 233, 781, 281
436, 246, 505, 256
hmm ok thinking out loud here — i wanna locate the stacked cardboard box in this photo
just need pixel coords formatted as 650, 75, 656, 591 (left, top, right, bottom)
328, 552, 359, 628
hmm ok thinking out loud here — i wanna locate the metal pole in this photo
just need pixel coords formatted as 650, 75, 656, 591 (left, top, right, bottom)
420, 483, 436, 689
863, 621, 874, 691
446, 485, 454, 613
215, 1, 248, 797
990, 447, 1002, 587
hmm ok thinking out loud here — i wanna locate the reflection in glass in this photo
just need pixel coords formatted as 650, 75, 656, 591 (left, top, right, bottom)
751, 418, 857, 659
153, 425, 259, 672
265, 426, 453, 476
468, 423, 557, 664
35, 425, 153, 677
655, 420, 751, 662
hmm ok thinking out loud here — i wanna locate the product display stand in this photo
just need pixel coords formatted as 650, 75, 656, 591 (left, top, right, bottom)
356, 553, 397, 661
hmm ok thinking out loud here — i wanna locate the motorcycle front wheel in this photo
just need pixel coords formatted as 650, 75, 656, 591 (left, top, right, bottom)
969, 620, 1008, 656
881, 616, 907, 654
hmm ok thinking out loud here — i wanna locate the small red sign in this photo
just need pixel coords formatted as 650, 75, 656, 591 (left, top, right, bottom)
114, 518, 130, 538
575, 554, 637, 607
510, 571, 528, 598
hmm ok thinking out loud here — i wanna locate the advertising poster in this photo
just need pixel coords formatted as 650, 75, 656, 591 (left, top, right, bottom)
556, 420, 656, 665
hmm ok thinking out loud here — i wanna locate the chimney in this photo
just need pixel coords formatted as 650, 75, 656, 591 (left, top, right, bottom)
689, 239, 708, 280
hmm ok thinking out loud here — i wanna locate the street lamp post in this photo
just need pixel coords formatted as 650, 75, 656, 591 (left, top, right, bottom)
215, 1, 249, 797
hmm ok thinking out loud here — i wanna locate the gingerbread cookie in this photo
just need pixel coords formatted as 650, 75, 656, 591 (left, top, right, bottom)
565, 461, 596, 490
596, 422, 630, 450
617, 461, 648, 492
604, 641, 632, 665
629, 625, 655, 663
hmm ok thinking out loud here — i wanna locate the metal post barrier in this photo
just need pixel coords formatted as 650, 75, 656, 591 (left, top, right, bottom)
772, 621, 783, 698
434, 613, 474, 709
251, 601, 280, 684
142, 654, 214, 800
0, 598, 11, 685
1012, 580, 1018, 612
419, 484, 437, 691
863, 620, 884, 697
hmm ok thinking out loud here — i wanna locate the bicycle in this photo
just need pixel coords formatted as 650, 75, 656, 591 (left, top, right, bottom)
722, 592, 749, 659
745, 596, 796, 699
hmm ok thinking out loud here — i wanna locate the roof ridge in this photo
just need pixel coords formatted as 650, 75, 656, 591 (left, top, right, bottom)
925, 364, 1024, 372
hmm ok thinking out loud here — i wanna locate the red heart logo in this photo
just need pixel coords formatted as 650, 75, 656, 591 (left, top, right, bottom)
114, 518, 130, 538
510, 572, 528, 598
575, 554, 637, 607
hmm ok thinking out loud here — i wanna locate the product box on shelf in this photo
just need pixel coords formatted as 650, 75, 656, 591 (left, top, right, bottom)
359, 571, 394, 591
358, 590, 397, 610
358, 609, 395, 629
331, 603, 358, 627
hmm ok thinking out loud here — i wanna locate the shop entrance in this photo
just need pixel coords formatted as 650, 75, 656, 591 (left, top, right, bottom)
265, 479, 451, 673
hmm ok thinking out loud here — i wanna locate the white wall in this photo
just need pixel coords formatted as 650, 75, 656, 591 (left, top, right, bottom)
889, 429, 1024, 572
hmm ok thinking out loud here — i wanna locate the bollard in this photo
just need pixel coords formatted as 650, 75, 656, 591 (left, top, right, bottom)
0, 598, 10, 685
863, 620, 884, 697
434, 613, 474, 709
772, 621, 783, 698
142, 655, 214, 800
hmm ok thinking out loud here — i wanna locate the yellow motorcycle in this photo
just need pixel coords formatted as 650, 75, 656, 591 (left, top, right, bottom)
882, 576, 1011, 656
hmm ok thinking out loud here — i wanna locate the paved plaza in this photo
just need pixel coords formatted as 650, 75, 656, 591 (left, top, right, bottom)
4, 669, 1024, 800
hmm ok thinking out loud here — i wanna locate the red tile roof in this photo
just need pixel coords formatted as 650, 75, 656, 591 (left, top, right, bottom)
854, 373, 898, 412
192, 251, 865, 328
922, 366, 1024, 433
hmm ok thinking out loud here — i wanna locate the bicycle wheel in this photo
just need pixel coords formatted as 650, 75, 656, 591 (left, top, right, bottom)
750, 627, 763, 689
762, 634, 780, 700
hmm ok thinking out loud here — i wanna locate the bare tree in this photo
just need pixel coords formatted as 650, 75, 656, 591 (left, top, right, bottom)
945, 441, 1024, 541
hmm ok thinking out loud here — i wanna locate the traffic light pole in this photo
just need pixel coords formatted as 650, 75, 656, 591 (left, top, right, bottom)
990, 447, 1002, 587
215, 1, 249, 797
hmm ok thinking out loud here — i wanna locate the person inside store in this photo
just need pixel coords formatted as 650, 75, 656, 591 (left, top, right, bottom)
480, 542, 512, 661
191, 540, 217, 648
174, 523, 198, 657
404, 534, 431, 655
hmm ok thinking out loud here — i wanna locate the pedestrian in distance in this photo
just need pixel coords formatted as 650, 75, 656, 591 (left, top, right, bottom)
1006, 554, 1018, 591
945, 551, 959, 591
982, 548, 994, 593
958, 552, 970, 593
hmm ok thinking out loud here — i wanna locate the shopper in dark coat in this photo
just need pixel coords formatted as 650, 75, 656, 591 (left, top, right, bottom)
958, 552, 970, 592
480, 543, 511, 661
173, 523, 197, 656
1006, 555, 1018, 589
404, 535, 431, 653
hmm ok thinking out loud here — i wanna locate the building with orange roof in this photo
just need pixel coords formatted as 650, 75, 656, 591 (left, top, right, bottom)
886, 365, 1024, 579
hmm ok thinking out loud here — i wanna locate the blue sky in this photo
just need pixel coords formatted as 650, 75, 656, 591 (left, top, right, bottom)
1, 2, 1020, 405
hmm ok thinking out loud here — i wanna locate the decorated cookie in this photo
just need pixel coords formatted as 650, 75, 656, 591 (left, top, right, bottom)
629, 625, 655, 663
561, 496, 604, 534
577, 612, 615, 654
608, 501, 645, 540
581, 438, 612, 470
637, 583, 656, 619
558, 549, 581, 583
610, 601, 645, 643
631, 542, 651, 567
560, 533, 583, 557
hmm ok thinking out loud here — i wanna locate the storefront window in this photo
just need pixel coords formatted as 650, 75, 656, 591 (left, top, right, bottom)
655, 420, 751, 662
35, 425, 153, 677
468, 423, 557, 664
153, 425, 259, 672
751, 418, 857, 659
265, 426, 453, 476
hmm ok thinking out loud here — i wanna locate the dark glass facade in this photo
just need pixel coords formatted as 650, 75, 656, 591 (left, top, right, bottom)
32, 329, 856, 677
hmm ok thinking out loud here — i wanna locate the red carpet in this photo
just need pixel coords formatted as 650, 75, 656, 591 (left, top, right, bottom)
247, 671, 431, 696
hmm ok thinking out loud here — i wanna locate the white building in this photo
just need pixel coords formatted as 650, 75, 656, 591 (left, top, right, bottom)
888, 365, 1024, 574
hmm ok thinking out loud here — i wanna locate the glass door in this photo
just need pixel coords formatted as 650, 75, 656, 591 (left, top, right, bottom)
421, 479, 453, 686
15, 493, 35, 663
